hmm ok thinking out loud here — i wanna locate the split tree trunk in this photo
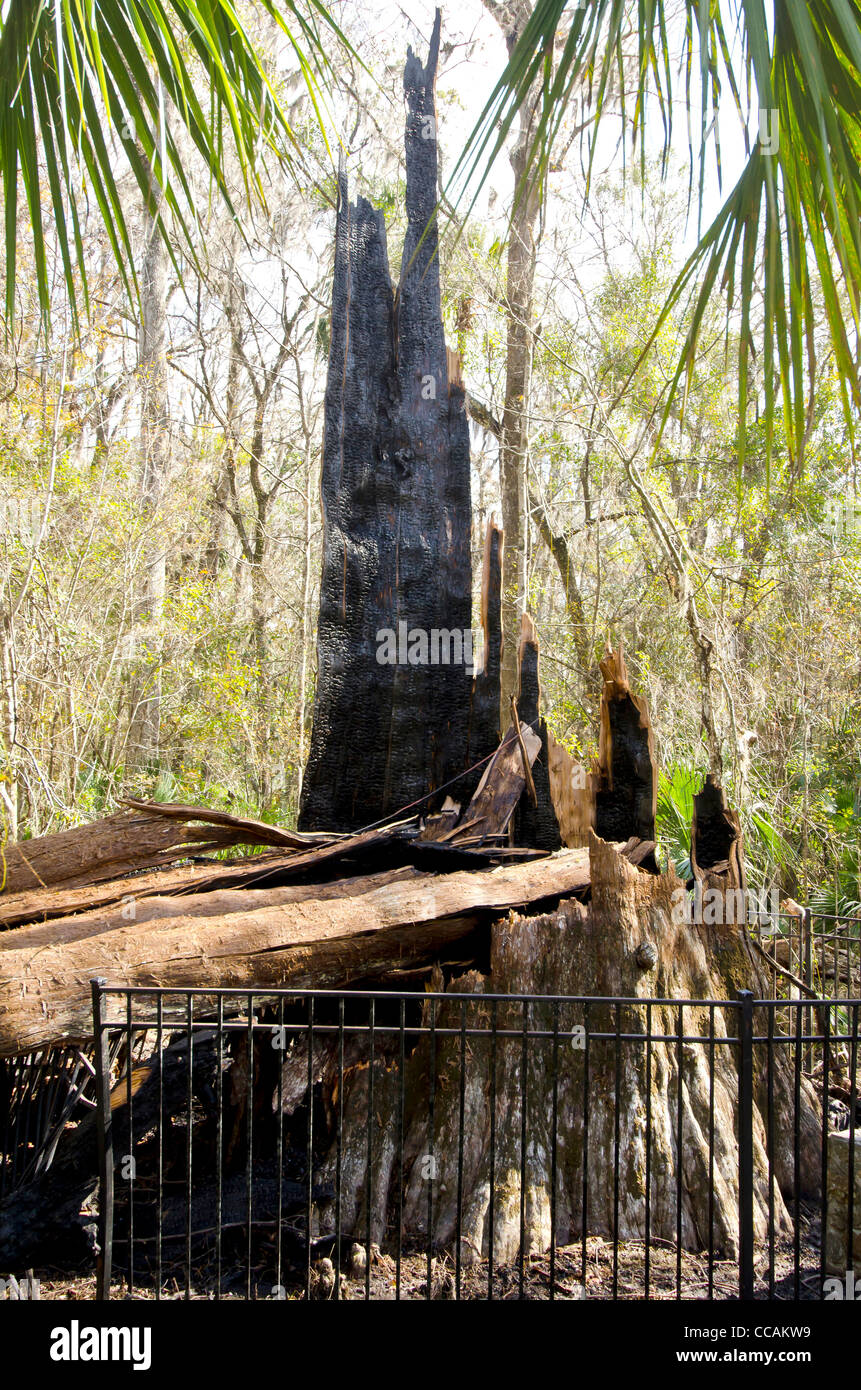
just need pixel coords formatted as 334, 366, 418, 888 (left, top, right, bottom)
299, 12, 473, 831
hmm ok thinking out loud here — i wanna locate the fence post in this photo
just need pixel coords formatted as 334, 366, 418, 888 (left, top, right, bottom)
91, 977, 114, 1302
737, 989, 755, 1300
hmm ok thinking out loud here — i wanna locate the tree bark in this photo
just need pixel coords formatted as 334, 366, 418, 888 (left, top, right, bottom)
299, 12, 472, 831
309, 835, 821, 1266
483, 0, 542, 729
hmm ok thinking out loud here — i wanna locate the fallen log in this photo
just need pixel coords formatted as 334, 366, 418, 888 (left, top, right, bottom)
121, 800, 336, 849
0, 846, 609, 1057
0, 807, 263, 896
0, 822, 408, 931
0, 865, 425, 953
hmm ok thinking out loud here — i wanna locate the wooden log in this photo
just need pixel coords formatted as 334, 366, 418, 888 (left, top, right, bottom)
121, 799, 335, 849
298, 10, 473, 831
0, 847, 602, 1057
0, 808, 269, 897
0, 865, 425, 953
0, 823, 407, 931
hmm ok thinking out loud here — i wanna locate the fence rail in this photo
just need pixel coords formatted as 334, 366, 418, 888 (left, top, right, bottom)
90, 982, 860, 1302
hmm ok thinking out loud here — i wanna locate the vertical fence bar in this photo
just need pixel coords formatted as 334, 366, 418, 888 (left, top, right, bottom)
675, 1004, 683, 1299
215, 994, 224, 1300
549, 1001, 559, 1302
614, 1001, 622, 1300
738, 991, 755, 1301
455, 997, 466, 1301
156, 991, 164, 1301
426, 996, 436, 1302
185, 993, 193, 1301
818, 1002, 831, 1293
365, 996, 375, 1303
519, 997, 528, 1300
126, 991, 134, 1297
246, 994, 254, 1299
707, 1004, 716, 1300
305, 995, 315, 1301
396, 997, 405, 1302
92, 978, 113, 1302
644, 1000, 652, 1301
276, 995, 285, 1298
488, 997, 497, 1302
848, 1003, 858, 1276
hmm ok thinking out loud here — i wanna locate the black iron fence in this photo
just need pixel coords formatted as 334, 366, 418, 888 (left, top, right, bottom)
90, 982, 860, 1302
750, 910, 861, 1001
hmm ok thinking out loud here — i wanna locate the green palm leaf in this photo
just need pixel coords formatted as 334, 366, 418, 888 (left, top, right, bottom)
0, 0, 353, 330
449, 0, 861, 477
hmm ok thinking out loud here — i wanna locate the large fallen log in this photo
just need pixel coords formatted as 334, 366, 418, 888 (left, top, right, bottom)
0, 865, 425, 953
0, 801, 335, 899
0, 846, 614, 1057
0, 822, 407, 931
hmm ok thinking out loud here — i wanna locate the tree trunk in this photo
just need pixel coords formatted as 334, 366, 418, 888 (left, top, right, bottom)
128, 190, 170, 770
482, 0, 542, 729
299, 13, 473, 832
310, 834, 821, 1266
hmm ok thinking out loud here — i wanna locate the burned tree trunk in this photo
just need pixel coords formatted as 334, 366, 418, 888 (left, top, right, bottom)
513, 615, 562, 852
296, 654, 820, 1269
594, 642, 657, 848
299, 11, 473, 832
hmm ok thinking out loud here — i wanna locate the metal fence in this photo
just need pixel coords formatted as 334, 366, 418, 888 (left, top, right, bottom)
751, 910, 860, 1000
90, 982, 860, 1302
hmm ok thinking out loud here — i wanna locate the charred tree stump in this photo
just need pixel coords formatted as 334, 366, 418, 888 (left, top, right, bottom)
513, 615, 562, 852
299, 11, 473, 831
594, 642, 657, 847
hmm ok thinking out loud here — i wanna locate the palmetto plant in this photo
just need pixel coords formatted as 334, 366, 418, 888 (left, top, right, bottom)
0, 0, 351, 327
452, 0, 861, 478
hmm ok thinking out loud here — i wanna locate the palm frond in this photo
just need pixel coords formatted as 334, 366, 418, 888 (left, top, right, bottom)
449, 0, 861, 476
0, 0, 354, 331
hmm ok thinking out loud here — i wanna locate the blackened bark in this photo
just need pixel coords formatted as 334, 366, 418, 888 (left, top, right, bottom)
594, 643, 657, 845
299, 11, 472, 831
513, 616, 562, 851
